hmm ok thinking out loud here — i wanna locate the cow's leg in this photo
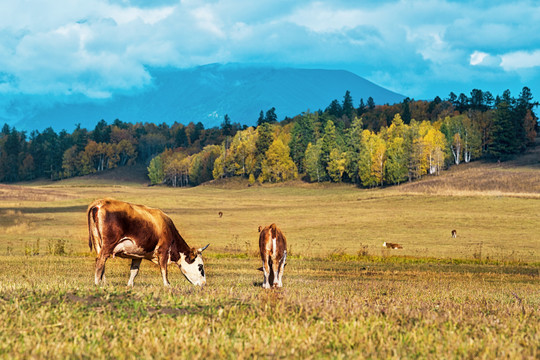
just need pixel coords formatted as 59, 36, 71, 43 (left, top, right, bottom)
95, 253, 110, 285
127, 258, 142, 287
272, 257, 281, 288
275, 252, 286, 288
262, 258, 271, 289
158, 254, 170, 287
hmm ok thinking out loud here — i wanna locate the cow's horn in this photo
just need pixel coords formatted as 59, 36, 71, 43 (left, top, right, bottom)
199, 244, 210, 252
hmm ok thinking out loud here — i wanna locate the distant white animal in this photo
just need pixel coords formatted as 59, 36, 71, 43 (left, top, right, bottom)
383, 241, 403, 249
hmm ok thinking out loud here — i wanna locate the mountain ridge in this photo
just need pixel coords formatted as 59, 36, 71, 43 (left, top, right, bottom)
10, 64, 406, 132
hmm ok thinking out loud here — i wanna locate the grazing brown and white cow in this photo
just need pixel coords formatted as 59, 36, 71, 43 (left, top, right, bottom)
87, 198, 209, 287
258, 223, 287, 289
383, 241, 403, 249
451, 229, 457, 238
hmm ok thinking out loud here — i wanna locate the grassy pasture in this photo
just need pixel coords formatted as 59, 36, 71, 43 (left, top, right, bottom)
0, 255, 538, 359
0, 170, 539, 358
1, 181, 538, 261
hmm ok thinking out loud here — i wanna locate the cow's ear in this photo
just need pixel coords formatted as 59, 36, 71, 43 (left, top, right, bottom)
190, 249, 199, 262
184, 249, 197, 263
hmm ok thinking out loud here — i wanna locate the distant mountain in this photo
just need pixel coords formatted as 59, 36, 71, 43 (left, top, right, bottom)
10, 64, 406, 132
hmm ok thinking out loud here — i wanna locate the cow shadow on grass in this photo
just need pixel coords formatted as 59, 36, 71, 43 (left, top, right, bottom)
60, 289, 247, 318
0, 205, 88, 215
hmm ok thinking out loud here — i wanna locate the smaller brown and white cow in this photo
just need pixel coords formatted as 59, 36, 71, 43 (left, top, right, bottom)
451, 229, 457, 238
258, 224, 287, 289
383, 241, 403, 249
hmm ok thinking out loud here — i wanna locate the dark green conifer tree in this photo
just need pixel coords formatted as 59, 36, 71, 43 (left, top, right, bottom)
289, 112, 315, 173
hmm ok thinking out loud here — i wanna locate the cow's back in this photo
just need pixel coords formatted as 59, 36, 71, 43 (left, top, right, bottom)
88, 198, 172, 253
259, 224, 287, 259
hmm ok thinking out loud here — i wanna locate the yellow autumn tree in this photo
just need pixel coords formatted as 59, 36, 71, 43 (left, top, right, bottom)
385, 136, 407, 185
229, 127, 257, 177
80, 141, 106, 174
304, 141, 323, 182
327, 148, 347, 182
387, 113, 406, 140
164, 152, 187, 187
212, 144, 236, 179
422, 126, 446, 175
260, 138, 297, 183
115, 139, 137, 166
358, 130, 386, 187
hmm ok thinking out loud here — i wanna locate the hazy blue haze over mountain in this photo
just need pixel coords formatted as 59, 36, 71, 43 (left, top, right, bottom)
9, 64, 405, 132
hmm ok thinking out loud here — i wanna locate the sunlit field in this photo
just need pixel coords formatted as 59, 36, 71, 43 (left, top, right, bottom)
0, 171, 539, 358
1, 179, 538, 261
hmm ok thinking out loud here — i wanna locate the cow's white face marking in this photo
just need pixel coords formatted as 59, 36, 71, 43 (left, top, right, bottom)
178, 253, 206, 286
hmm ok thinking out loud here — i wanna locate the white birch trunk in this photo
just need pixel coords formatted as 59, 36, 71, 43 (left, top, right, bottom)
464, 133, 471, 163
451, 144, 461, 165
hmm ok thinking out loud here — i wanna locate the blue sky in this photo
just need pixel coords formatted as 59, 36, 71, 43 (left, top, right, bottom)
1, 0, 539, 119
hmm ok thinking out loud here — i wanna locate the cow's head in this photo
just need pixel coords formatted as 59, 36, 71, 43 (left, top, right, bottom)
178, 244, 209, 286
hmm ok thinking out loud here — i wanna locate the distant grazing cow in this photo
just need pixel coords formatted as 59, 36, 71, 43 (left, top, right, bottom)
383, 241, 403, 249
259, 224, 287, 289
218, 211, 223, 218
451, 229, 457, 238
87, 198, 209, 287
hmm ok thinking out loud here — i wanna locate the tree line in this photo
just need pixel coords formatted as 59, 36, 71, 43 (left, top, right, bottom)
0, 87, 537, 186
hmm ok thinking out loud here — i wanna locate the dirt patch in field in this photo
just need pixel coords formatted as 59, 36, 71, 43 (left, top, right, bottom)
65, 293, 102, 306
71, 163, 150, 185
61, 291, 242, 318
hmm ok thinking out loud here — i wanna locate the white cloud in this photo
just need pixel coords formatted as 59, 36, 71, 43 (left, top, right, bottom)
286, 2, 368, 33
469, 51, 502, 67
109, 5, 175, 25
470, 51, 488, 66
191, 5, 226, 38
0, 0, 539, 102
500, 50, 540, 71
0, 0, 178, 97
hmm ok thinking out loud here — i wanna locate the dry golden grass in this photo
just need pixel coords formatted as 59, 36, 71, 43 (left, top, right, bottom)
0, 255, 537, 359
397, 142, 540, 197
396, 163, 540, 197
0, 154, 538, 358
1, 181, 539, 262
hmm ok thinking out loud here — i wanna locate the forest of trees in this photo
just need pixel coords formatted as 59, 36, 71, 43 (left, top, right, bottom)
0, 87, 537, 187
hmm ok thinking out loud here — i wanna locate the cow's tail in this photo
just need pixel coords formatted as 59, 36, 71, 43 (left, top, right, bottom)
270, 223, 277, 239
87, 203, 102, 253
